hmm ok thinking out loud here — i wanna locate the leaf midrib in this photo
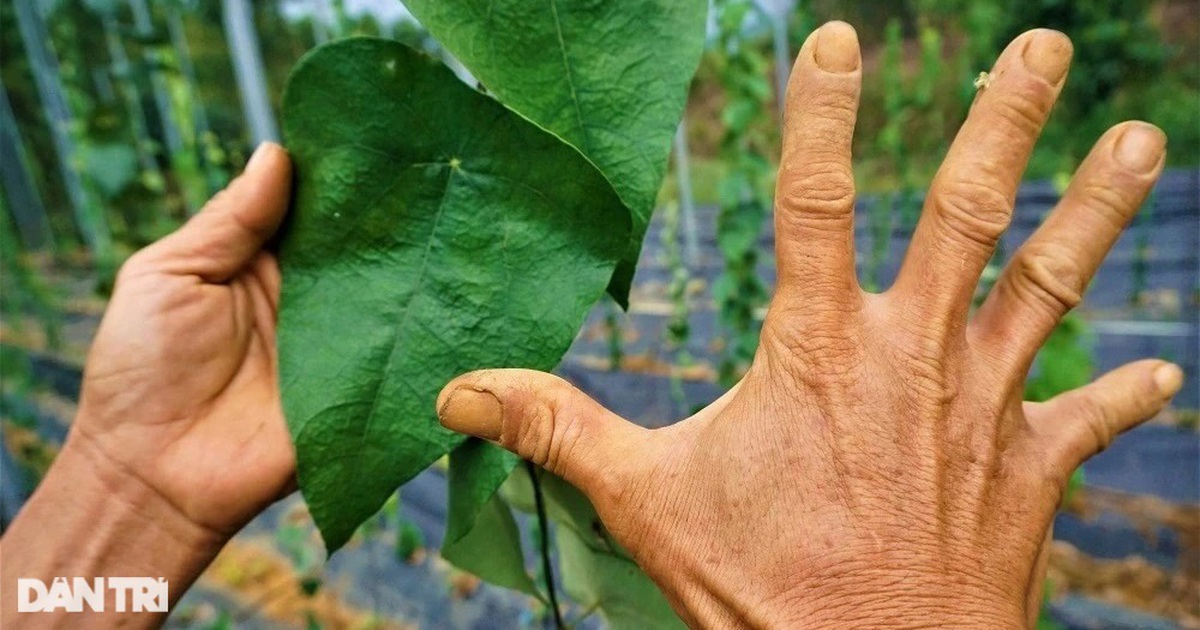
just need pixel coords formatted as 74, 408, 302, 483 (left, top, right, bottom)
354, 164, 457, 450
549, 0, 591, 156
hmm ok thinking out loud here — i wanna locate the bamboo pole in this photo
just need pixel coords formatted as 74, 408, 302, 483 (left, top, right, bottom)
673, 120, 700, 265
166, 6, 213, 141
0, 78, 54, 252
222, 0, 279, 144
13, 0, 110, 254
128, 0, 185, 156
102, 15, 160, 175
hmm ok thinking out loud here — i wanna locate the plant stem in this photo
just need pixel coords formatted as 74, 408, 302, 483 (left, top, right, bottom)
527, 461, 566, 629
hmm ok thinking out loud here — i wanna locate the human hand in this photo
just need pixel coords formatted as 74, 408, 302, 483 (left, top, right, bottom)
72, 143, 296, 540
435, 22, 1181, 628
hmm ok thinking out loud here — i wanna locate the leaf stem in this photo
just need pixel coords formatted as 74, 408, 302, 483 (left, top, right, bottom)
527, 461, 566, 630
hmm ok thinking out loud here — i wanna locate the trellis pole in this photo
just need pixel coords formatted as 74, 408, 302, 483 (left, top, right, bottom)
673, 120, 700, 264
129, 0, 185, 156
13, 0, 111, 254
222, 0, 279, 144
166, 5, 213, 142
755, 0, 796, 118
102, 14, 160, 175
0, 78, 53, 251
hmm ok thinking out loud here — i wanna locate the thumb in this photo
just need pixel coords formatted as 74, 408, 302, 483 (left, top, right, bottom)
437, 369, 648, 502
143, 142, 292, 282
1030, 359, 1184, 475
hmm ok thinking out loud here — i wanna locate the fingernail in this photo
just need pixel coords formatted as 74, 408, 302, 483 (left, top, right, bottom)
1022, 30, 1072, 84
245, 142, 275, 173
1114, 123, 1166, 173
1154, 363, 1183, 397
814, 21, 859, 73
437, 388, 502, 441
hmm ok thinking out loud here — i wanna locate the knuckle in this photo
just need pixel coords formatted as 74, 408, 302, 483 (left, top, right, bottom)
788, 88, 858, 126
777, 162, 856, 223
760, 317, 863, 385
546, 406, 587, 479
810, 96, 858, 130
886, 324, 963, 405
933, 178, 1013, 247
1010, 242, 1084, 314
1076, 178, 1142, 230
504, 401, 556, 468
1074, 395, 1116, 455
990, 86, 1050, 136
499, 377, 587, 480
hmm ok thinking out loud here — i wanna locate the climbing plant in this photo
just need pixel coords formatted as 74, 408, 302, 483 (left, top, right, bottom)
661, 201, 694, 416
277, 2, 705, 625
711, 0, 775, 387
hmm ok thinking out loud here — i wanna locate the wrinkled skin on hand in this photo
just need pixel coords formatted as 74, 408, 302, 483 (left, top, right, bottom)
75, 144, 297, 539
438, 23, 1181, 628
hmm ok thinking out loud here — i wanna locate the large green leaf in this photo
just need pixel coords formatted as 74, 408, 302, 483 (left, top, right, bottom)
503, 469, 683, 628
441, 440, 534, 596
441, 492, 543, 600
278, 38, 629, 551
404, 0, 708, 305
444, 438, 520, 544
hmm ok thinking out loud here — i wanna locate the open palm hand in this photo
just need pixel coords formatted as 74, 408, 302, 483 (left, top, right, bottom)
75, 145, 296, 537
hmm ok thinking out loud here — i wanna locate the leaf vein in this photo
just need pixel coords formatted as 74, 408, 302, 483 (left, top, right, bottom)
549, 0, 590, 155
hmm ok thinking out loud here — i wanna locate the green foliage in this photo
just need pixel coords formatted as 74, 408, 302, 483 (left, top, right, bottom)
661, 201, 693, 413
279, 18, 706, 624
1025, 314, 1095, 403
442, 491, 542, 599
278, 38, 631, 551
46, 4, 116, 264
0, 202, 57, 432
0, 207, 61, 352
275, 516, 323, 596
394, 517, 425, 564
501, 468, 684, 629
998, 0, 1169, 105
712, 0, 776, 386
904, 0, 1193, 180
404, 0, 706, 306
79, 142, 140, 199
443, 439, 520, 546
604, 299, 624, 371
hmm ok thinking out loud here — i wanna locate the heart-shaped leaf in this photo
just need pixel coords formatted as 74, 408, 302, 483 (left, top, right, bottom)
405, 0, 708, 305
278, 38, 629, 551
502, 469, 684, 629
441, 492, 541, 600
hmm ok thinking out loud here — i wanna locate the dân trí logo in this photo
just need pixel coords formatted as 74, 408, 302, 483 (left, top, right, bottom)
16, 577, 168, 613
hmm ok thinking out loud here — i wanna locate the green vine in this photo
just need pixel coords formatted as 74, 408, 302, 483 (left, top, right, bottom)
527, 462, 566, 629
661, 201, 692, 414
605, 298, 624, 371
713, 0, 773, 387
1130, 190, 1154, 307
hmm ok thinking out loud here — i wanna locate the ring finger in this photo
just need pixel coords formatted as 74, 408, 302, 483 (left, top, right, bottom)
972, 121, 1166, 374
